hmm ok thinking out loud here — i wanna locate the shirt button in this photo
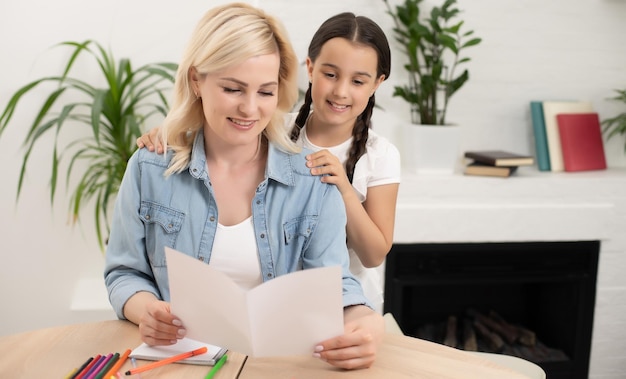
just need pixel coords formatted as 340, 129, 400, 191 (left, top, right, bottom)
256, 200, 261, 205
260, 233, 265, 239
198, 257, 204, 262
267, 273, 273, 278
145, 215, 151, 220
210, 216, 216, 222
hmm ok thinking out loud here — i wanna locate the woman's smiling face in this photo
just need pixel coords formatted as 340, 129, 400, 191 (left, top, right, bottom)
193, 52, 280, 149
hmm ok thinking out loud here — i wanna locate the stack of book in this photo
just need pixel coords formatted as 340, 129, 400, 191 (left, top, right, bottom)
463, 150, 534, 178
530, 100, 607, 172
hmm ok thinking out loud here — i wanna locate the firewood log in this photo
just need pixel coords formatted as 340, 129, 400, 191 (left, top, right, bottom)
488, 310, 536, 347
473, 319, 504, 352
467, 308, 518, 345
463, 318, 477, 351
443, 315, 458, 348
516, 326, 537, 347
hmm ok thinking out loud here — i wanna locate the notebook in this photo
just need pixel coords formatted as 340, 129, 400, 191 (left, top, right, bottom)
130, 337, 227, 365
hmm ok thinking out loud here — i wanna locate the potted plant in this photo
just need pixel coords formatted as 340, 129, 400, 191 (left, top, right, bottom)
602, 88, 626, 153
0, 40, 177, 250
383, 0, 481, 173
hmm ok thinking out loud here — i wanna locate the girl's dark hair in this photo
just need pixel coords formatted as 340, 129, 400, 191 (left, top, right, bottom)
290, 12, 391, 182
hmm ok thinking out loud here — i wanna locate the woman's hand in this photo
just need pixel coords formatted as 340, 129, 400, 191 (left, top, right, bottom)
138, 300, 187, 346
305, 150, 353, 195
136, 127, 164, 154
124, 291, 186, 346
313, 305, 384, 370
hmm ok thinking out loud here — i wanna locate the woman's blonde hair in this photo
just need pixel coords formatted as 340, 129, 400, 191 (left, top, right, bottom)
163, 2, 299, 175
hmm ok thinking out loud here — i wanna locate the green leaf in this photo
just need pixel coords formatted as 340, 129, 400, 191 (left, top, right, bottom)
0, 39, 177, 251
463, 38, 482, 48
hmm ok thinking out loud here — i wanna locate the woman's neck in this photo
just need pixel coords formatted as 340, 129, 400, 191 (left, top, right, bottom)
204, 133, 265, 169
205, 137, 267, 226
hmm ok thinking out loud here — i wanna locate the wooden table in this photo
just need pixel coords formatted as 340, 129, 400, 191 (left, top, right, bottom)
0, 320, 246, 379
239, 333, 531, 379
0, 320, 530, 379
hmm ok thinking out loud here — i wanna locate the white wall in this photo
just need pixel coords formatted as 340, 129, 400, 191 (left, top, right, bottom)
1, 0, 625, 359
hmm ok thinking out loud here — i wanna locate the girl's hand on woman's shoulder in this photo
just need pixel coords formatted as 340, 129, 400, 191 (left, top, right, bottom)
137, 126, 164, 154
305, 149, 352, 194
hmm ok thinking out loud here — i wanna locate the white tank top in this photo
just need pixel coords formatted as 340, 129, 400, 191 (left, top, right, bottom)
209, 216, 262, 290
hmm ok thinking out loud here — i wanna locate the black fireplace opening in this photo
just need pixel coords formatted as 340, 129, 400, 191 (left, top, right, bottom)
384, 241, 599, 379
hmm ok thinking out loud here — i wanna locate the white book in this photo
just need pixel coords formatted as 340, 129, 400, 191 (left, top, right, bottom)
542, 101, 594, 171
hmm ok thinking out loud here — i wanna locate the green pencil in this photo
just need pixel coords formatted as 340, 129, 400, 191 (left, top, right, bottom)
94, 352, 119, 379
205, 354, 228, 379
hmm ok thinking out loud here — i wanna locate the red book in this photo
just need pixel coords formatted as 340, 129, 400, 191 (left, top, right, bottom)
556, 113, 607, 172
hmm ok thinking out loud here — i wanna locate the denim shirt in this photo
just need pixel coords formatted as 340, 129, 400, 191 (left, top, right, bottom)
104, 130, 369, 319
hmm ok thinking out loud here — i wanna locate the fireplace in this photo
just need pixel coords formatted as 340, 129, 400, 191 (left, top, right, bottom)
384, 241, 599, 379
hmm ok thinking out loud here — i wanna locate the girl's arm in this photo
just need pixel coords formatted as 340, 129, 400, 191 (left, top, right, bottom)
306, 150, 399, 267
344, 182, 399, 267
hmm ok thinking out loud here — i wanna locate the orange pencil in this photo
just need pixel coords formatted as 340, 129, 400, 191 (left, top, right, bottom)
103, 349, 131, 379
124, 346, 208, 375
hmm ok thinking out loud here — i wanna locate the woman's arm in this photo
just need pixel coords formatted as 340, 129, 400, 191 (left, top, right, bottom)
104, 150, 186, 346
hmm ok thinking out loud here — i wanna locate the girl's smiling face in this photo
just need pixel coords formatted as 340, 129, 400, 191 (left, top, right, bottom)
307, 37, 384, 135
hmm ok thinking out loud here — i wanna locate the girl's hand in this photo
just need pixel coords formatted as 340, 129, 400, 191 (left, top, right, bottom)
137, 300, 186, 346
136, 127, 164, 154
306, 150, 353, 195
313, 306, 384, 369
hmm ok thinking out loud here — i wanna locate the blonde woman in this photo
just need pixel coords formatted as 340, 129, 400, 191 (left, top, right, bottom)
105, 3, 383, 370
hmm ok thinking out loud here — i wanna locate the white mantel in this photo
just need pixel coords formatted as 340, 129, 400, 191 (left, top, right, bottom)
392, 167, 626, 379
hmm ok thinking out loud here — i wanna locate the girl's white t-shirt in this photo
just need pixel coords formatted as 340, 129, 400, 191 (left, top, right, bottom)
290, 113, 402, 313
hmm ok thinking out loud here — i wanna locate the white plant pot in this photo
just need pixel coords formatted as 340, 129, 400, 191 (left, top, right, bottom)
402, 123, 462, 175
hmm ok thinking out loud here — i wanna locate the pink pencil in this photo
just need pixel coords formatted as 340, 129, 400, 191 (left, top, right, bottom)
86, 353, 113, 379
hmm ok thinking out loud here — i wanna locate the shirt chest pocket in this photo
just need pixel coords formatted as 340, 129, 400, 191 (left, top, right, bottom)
283, 216, 316, 251
140, 201, 185, 267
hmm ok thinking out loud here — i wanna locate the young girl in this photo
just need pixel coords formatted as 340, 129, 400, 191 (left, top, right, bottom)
137, 12, 400, 313
292, 12, 400, 314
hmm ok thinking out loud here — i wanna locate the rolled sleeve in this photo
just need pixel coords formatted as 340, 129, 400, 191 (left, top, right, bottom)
104, 151, 162, 319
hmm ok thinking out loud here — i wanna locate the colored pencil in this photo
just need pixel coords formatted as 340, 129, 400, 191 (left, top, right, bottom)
75, 354, 102, 379
69, 356, 93, 379
86, 353, 113, 379
124, 346, 208, 375
64, 367, 78, 379
95, 352, 119, 379
205, 354, 228, 379
103, 348, 131, 379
